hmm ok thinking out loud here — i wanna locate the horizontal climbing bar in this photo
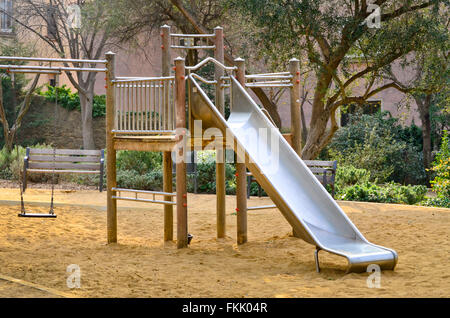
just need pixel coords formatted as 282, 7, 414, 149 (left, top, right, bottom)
112, 196, 176, 205
246, 83, 293, 88
170, 33, 215, 38
0, 56, 107, 64
246, 75, 293, 79
247, 80, 292, 84
247, 205, 277, 211
112, 76, 174, 83
171, 45, 216, 50
0, 64, 107, 72
112, 187, 176, 197
7, 70, 61, 75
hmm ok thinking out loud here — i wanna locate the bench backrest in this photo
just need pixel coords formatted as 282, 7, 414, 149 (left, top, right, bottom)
303, 160, 337, 178
26, 148, 104, 171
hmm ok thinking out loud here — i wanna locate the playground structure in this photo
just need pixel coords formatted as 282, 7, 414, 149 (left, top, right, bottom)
103, 25, 398, 273
0, 25, 398, 273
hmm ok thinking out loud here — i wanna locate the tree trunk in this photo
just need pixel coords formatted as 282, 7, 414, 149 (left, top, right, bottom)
251, 87, 282, 128
79, 88, 96, 150
416, 95, 432, 184
301, 74, 333, 159
301, 111, 330, 159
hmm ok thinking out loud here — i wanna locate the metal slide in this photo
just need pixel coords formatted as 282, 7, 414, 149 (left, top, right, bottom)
189, 75, 398, 273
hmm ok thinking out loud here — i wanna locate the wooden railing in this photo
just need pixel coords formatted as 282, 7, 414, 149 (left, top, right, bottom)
112, 77, 176, 134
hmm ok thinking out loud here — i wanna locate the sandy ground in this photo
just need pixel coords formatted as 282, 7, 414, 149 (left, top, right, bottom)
0, 187, 448, 298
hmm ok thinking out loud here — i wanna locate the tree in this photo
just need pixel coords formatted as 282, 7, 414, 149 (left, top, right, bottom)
230, 0, 447, 159
384, 8, 449, 180
0, 73, 40, 153
0, 40, 38, 153
113, 0, 285, 127
3, 0, 121, 149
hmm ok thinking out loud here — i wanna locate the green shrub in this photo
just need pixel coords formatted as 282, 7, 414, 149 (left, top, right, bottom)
196, 150, 236, 194
337, 181, 427, 205
0, 146, 26, 180
39, 85, 106, 118
424, 197, 450, 208
116, 150, 162, 174
116, 169, 163, 191
327, 111, 426, 184
0, 144, 55, 182
429, 130, 450, 200
334, 165, 371, 194
93, 95, 106, 117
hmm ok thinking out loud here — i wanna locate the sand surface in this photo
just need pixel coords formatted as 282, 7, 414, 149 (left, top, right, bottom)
0, 188, 449, 298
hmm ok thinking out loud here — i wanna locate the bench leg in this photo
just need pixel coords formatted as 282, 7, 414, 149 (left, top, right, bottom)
22, 168, 27, 193
99, 163, 104, 192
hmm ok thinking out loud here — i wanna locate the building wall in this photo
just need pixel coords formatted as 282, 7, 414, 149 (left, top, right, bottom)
4, 15, 421, 131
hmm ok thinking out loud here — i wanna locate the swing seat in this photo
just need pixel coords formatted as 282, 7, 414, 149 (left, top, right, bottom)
18, 213, 57, 218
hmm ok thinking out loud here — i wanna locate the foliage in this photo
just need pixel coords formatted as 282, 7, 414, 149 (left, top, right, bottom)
334, 165, 372, 194
39, 85, 80, 111
424, 196, 450, 208
338, 182, 427, 205
327, 112, 426, 184
116, 150, 162, 174
39, 85, 106, 118
116, 169, 163, 191
429, 130, 450, 199
196, 150, 236, 194
0, 146, 26, 180
228, 0, 446, 159
0, 144, 52, 181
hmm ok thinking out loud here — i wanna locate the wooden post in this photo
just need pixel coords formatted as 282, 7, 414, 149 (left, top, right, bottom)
214, 26, 226, 239
290, 58, 303, 238
161, 25, 171, 76
161, 25, 173, 241
163, 152, 173, 241
175, 57, 188, 249
235, 57, 247, 245
289, 58, 302, 156
106, 52, 117, 244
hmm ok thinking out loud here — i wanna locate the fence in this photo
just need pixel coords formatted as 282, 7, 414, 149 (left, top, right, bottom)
112, 77, 176, 134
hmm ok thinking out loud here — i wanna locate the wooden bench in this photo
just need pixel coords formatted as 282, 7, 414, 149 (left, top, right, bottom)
23, 148, 105, 192
247, 160, 338, 199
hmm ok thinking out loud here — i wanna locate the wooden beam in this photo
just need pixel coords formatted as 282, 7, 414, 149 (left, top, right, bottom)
106, 52, 118, 244
214, 26, 226, 239
235, 58, 248, 245
163, 151, 174, 241
175, 57, 188, 249
289, 58, 302, 156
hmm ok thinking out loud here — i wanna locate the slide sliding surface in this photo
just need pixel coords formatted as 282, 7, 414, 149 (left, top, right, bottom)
189, 74, 398, 273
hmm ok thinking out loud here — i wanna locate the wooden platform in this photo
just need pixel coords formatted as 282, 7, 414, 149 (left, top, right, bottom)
112, 132, 293, 152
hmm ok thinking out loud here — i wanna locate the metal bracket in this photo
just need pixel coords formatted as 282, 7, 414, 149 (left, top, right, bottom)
314, 247, 321, 273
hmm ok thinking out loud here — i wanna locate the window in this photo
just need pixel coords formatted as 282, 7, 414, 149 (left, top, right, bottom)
0, 0, 13, 33
340, 100, 381, 126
